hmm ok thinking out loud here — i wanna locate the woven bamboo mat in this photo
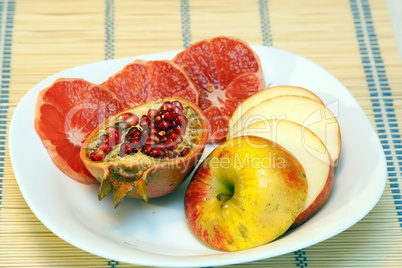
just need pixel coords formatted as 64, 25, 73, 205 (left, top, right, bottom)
2, 0, 402, 267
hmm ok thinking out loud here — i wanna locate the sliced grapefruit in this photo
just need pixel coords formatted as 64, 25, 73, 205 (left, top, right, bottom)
174, 36, 265, 143
35, 78, 127, 184
102, 60, 199, 107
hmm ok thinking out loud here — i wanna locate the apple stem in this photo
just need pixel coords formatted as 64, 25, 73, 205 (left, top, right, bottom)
216, 193, 233, 202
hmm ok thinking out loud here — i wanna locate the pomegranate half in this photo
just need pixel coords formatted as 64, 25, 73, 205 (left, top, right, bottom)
80, 97, 209, 208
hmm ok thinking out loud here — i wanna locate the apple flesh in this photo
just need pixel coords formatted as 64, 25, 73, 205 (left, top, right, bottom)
184, 136, 308, 251
228, 85, 323, 132
227, 95, 341, 165
231, 119, 334, 228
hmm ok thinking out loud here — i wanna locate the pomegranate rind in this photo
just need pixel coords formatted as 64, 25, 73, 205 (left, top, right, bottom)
174, 36, 265, 144
35, 78, 127, 184
102, 59, 200, 107
80, 97, 209, 206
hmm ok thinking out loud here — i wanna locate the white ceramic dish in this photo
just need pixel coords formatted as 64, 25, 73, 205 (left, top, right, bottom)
9, 46, 386, 267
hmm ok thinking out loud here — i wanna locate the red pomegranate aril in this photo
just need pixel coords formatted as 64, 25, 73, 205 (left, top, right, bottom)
147, 134, 160, 143
142, 144, 153, 155
161, 101, 173, 112
172, 101, 184, 111
131, 139, 142, 147
140, 115, 150, 128
145, 139, 157, 146
147, 108, 158, 118
158, 120, 170, 130
160, 136, 168, 142
172, 152, 181, 158
108, 132, 120, 145
176, 114, 187, 128
149, 128, 158, 135
118, 113, 133, 121
150, 147, 164, 158
90, 150, 105, 161
169, 132, 182, 143
165, 139, 177, 150
172, 106, 184, 117
176, 125, 186, 136
126, 115, 139, 128
164, 153, 172, 159
98, 143, 112, 154
154, 115, 162, 124
181, 148, 190, 156
160, 110, 174, 122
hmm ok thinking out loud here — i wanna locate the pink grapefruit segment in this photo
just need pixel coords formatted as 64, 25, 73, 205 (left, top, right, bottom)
174, 36, 265, 143
102, 60, 199, 107
35, 78, 127, 184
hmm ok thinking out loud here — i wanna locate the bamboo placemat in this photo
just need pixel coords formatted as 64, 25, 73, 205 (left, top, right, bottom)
2, 0, 402, 267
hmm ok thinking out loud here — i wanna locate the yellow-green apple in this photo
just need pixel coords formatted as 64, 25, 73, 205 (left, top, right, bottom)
228, 85, 323, 132
227, 95, 341, 165
184, 135, 308, 251
231, 119, 334, 228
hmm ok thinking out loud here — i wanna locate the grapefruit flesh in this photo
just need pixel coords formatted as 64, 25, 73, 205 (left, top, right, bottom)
174, 36, 265, 143
102, 60, 199, 107
35, 79, 127, 184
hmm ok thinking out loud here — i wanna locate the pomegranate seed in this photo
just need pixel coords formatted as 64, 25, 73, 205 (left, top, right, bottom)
106, 126, 118, 134
118, 113, 133, 121
175, 125, 186, 136
108, 132, 120, 145
158, 120, 170, 130
160, 110, 174, 122
160, 136, 168, 142
165, 139, 177, 150
147, 108, 158, 119
98, 143, 112, 154
150, 147, 164, 158
149, 128, 158, 135
172, 152, 180, 158
140, 115, 150, 128
158, 130, 166, 137
172, 101, 184, 110
181, 148, 190, 156
142, 145, 153, 155
102, 135, 110, 144
161, 101, 173, 112
172, 106, 184, 117
147, 134, 160, 143
167, 128, 175, 134
126, 115, 139, 128
90, 150, 105, 161
145, 139, 157, 146
169, 132, 182, 143
164, 153, 172, 159
121, 143, 138, 155
131, 139, 142, 147
154, 115, 162, 124
176, 114, 187, 128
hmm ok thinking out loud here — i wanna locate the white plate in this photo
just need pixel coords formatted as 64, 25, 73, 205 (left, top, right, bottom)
9, 46, 386, 267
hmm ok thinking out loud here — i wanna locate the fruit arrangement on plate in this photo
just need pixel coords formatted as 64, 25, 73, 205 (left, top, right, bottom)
34, 36, 341, 252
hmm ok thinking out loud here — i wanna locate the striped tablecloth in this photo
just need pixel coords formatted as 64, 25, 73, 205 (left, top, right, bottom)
2, 0, 402, 267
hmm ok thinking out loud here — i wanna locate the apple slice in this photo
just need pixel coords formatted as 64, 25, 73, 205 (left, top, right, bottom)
228, 85, 323, 132
227, 95, 341, 165
231, 119, 334, 228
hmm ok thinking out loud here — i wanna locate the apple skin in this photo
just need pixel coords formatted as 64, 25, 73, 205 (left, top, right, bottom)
184, 136, 308, 251
291, 169, 333, 228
